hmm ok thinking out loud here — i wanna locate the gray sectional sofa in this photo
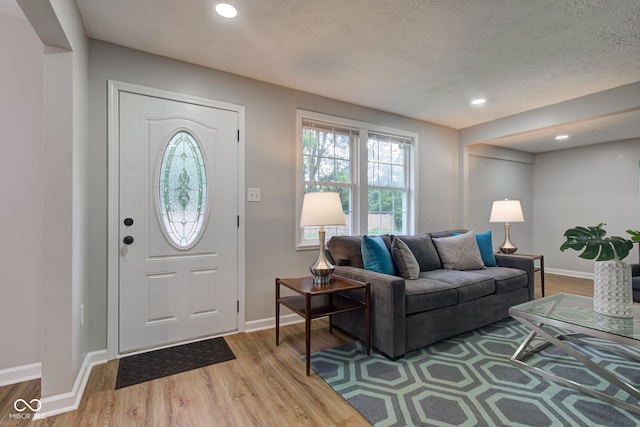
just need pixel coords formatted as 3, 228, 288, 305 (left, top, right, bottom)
326, 230, 535, 359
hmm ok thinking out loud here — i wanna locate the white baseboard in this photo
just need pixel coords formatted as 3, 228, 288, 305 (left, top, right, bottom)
244, 313, 303, 333
0, 362, 41, 387
545, 268, 593, 280
39, 350, 108, 418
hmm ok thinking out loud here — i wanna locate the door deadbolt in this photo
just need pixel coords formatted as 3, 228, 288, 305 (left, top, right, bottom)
123, 236, 134, 245
124, 217, 134, 226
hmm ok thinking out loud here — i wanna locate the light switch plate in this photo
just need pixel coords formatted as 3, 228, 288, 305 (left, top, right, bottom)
248, 187, 261, 202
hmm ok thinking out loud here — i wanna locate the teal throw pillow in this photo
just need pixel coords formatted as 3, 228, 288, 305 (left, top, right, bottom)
475, 231, 498, 267
454, 230, 497, 267
361, 235, 395, 275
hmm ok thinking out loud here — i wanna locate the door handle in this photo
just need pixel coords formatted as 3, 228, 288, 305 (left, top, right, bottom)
124, 217, 134, 226
123, 236, 134, 245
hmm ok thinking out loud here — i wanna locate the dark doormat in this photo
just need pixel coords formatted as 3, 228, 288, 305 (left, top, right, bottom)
115, 336, 236, 389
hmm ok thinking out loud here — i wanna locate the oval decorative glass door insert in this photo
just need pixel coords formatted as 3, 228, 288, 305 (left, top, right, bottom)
158, 130, 208, 249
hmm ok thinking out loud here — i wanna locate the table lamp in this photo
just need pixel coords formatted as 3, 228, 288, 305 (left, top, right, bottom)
300, 192, 346, 284
489, 199, 524, 254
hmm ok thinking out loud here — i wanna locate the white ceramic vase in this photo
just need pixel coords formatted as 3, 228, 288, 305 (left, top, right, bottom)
593, 260, 633, 318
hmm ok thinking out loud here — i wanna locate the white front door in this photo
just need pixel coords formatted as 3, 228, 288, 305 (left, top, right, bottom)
118, 90, 239, 353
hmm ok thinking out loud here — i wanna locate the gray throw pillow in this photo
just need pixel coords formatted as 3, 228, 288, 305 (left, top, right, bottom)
391, 238, 420, 279
432, 231, 485, 270
394, 233, 442, 271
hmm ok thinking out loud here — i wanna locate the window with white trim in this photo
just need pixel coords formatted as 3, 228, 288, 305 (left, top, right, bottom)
367, 132, 411, 235
300, 118, 354, 245
297, 110, 416, 248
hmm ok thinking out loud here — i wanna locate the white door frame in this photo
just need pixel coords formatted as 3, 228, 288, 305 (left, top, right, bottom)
106, 80, 246, 360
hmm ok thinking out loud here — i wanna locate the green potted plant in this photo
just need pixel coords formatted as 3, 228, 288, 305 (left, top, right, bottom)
560, 223, 634, 317
627, 229, 640, 263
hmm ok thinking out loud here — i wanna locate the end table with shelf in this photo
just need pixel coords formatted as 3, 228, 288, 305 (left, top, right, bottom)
275, 275, 370, 376
515, 254, 545, 297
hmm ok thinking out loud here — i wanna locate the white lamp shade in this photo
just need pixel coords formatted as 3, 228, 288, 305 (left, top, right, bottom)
489, 199, 524, 223
300, 192, 346, 227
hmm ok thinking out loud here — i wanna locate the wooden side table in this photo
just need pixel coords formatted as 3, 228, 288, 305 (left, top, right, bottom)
513, 254, 545, 297
275, 275, 370, 376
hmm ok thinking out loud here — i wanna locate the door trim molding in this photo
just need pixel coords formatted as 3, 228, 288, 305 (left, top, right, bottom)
107, 80, 246, 360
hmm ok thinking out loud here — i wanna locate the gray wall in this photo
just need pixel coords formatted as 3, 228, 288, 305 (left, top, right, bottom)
533, 139, 640, 274
463, 139, 640, 274
466, 145, 534, 254
87, 40, 460, 351
0, 12, 42, 373
4, 0, 92, 401
35, 0, 91, 398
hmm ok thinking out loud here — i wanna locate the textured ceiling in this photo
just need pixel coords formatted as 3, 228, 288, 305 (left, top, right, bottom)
8, 0, 640, 152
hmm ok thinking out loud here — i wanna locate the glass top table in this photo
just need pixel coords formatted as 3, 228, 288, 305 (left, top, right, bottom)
509, 293, 640, 415
511, 292, 640, 343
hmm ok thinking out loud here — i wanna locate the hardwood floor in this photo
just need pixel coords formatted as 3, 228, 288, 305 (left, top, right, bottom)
0, 274, 594, 427
535, 272, 593, 299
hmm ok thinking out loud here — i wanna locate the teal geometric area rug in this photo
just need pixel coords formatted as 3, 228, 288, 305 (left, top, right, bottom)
310, 319, 640, 427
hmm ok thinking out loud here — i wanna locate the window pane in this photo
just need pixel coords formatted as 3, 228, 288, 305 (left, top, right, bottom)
392, 143, 405, 164
368, 187, 407, 235
379, 141, 392, 163
335, 136, 350, 160
302, 126, 352, 184
367, 135, 407, 189
379, 163, 391, 186
302, 155, 317, 181
368, 140, 377, 161
317, 157, 336, 181
391, 164, 405, 187
158, 131, 207, 249
366, 132, 410, 235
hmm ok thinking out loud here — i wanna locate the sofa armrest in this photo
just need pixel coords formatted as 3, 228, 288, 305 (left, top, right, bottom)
494, 254, 535, 301
333, 266, 407, 358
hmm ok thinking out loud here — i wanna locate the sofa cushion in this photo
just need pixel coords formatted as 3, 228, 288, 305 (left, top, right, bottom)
404, 278, 457, 314
419, 270, 495, 303
362, 235, 395, 275
472, 267, 528, 294
453, 230, 497, 267
432, 231, 485, 270
391, 238, 420, 279
328, 235, 392, 269
394, 233, 442, 271
327, 236, 365, 268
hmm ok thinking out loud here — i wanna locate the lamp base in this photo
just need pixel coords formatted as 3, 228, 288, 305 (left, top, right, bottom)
499, 223, 518, 254
310, 268, 334, 285
309, 229, 334, 285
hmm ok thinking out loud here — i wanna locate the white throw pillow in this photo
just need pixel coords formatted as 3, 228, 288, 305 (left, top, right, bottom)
432, 231, 485, 270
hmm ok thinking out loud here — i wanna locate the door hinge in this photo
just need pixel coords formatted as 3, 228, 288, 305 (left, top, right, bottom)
237, 129, 240, 142
237, 215, 240, 227
237, 300, 240, 313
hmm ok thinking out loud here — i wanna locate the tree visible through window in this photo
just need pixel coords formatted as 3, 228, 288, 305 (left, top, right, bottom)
301, 120, 353, 244
297, 110, 416, 247
368, 133, 410, 235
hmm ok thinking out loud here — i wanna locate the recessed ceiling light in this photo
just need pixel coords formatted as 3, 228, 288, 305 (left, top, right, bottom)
215, 3, 237, 18
555, 134, 569, 140
471, 98, 487, 106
